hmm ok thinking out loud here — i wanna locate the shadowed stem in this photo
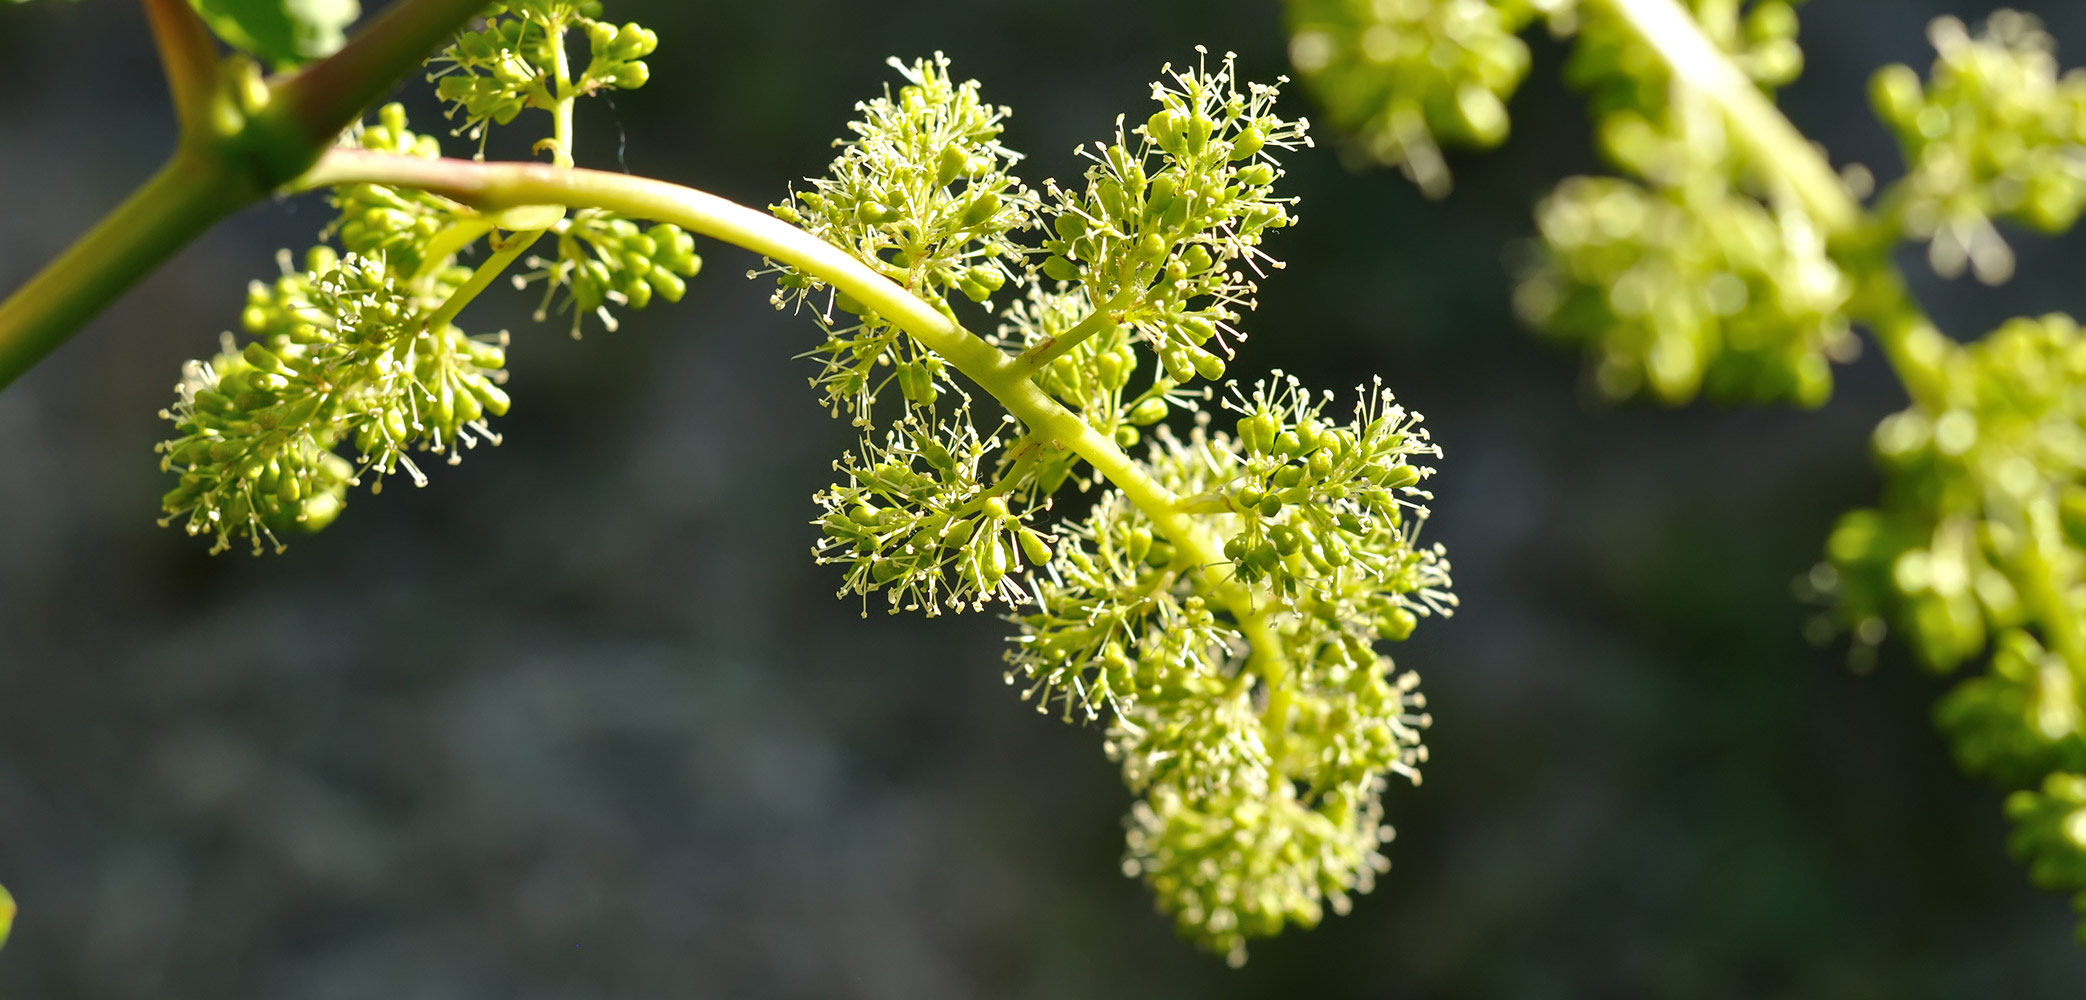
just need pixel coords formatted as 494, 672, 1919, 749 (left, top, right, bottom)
0, 153, 253, 388
143, 0, 222, 132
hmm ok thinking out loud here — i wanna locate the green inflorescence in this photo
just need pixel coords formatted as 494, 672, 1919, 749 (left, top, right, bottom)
772, 49, 1454, 963
1824, 313, 2086, 935
139, 0, 1462, 963
1530, 0, 1850, 407
429, 0, 656, 152
159, 5, 698, 555
1872, 12, 2086, 285
1288, 0, 2086, 943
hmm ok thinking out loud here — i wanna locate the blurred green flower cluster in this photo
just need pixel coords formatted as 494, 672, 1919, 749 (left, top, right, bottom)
1873, 12, 2086, 284
1519, 174, 1851, 403
2007, 774, 2086, 926
775, 52, 1454, 962
1824, 315, 2086, 932
1828, 316, 2086, 677
1283, 0, 1570, 196
1289, 0, 2086, 945
1285, 0, 1860, 406
1526, 0, 1853, 406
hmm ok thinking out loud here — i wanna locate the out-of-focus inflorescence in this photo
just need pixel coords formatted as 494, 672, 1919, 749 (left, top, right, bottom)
1286, 0, 2086, 943
1873, 13, 2086, 285
1524, 0, 1855, 407
1284, 0, 1572, 196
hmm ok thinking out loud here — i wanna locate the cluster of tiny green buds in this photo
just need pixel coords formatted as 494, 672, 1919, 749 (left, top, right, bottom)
431, 0, 652, 150
772, 52, 1033, 304
1517, 175, 1853, 404
1040, 49, 1309, 388
1125, 779, 1391, 966
1015, 419, 1442, 963
1283, 0, 1567, 196
515, 210, 700, 335
1215, 374, 1449, 611
164, 12, 697, 554
578, 17, 657, 92
1819, 312, 2086, 934
159, 248, 508, 554
778, 54, 1454, 961
812, 411, 1054, 615
1872, 12, 2086, 284
770, 53, 1036, 424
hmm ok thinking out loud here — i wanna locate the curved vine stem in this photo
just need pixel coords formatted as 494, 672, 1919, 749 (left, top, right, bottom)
295, 149, 1279, 660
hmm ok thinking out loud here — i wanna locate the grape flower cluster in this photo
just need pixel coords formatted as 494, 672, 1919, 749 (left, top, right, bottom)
429, 0, 657, 152
138, 0, 1465, 961
159, 2, 699, 554
1287, 0, 1854, 406
771, 51, 1455, 962
1872, 12, 2086, 285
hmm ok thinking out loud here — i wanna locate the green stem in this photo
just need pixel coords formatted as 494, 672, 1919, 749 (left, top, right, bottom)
297, 149, 1274, 636
547, 22, 576, 167
1851, 267, 1953, 411
1598, 0, 1860, 234
142, 0, 222, 133
412, 216, 496, 284
0, 0, 494, 392
1012, 288, 1132, 379
0, 152, 252, 387
420, 226, 545, 335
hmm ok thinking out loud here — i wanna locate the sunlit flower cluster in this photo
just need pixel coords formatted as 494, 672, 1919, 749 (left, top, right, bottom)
774, 52, 1455, 960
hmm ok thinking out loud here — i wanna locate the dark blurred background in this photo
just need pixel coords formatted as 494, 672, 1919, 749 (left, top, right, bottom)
4, 0, 2086, 996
